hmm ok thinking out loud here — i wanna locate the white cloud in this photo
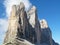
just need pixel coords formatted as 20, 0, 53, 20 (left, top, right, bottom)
0, 19, 8, 44
0, 19, 8, 32
0, 34, 5, 45
3, 0, 32, 18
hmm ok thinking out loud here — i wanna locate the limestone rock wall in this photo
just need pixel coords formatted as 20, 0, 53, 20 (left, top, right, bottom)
3, 5, 18, 44
3, 2, 59, 45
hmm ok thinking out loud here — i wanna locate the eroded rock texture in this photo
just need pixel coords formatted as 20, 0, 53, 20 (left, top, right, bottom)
3, 2, 59, 45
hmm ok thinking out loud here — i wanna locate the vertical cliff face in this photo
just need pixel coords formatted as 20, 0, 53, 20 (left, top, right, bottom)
40, 19, 52, 45
28, 6, 41, 44
17, 2, 26, 39
3, 2, 59, 45
4, 5, 18, 44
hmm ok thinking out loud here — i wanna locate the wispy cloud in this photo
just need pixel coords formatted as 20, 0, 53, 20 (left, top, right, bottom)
0, 19, 8, 45
3, 0, 32, 18
0, 19, 8, 32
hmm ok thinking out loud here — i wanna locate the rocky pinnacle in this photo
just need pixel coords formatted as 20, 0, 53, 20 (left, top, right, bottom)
3, 2, 59, 45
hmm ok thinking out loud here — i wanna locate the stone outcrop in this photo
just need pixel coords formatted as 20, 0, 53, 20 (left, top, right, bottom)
27, 6, 41, 44
40, 19, 52, 45
3, 2, 59, 45
3, 5, 18, 44
40, 19, 59, 45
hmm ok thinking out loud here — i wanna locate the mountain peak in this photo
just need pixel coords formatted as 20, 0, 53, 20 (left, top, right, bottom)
40, 19, 48, 28
19, 2, 25, 9
3, 3, 59, 45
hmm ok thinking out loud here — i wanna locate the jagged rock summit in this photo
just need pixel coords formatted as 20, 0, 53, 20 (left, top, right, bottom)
3, 2, 59, 45
40, 19, 48, 28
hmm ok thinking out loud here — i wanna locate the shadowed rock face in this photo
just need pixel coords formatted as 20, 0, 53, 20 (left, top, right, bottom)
40, 19, 59, 45
28, 6, 41, 44
3, 2, 59, 45
40, 19, 52, 45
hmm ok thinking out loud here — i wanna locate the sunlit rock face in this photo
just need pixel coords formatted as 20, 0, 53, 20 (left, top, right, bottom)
3, 2, 59, 45
40, 19, 48, 29
3, 5, 18, 44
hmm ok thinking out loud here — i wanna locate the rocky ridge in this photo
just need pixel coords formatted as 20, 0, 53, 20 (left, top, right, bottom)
3, 2, 59, 45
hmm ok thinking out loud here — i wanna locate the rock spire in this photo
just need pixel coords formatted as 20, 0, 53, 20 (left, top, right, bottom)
3, 2, 59, 45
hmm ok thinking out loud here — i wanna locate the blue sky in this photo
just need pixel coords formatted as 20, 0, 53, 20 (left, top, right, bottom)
0, 0, 60, 45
